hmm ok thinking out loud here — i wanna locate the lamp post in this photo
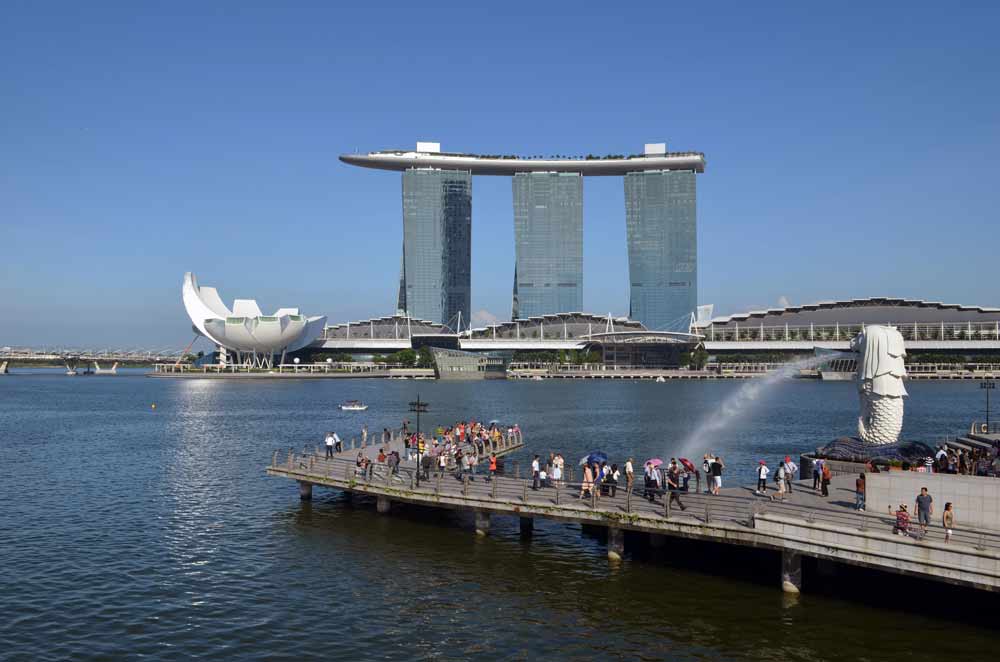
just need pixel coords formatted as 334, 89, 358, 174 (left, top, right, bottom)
408, 394, 429, 486
982, 380, 995, 429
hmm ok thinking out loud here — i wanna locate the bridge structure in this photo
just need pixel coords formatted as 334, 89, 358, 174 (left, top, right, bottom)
269, 446, 1000, 594
2, 347, 187, 365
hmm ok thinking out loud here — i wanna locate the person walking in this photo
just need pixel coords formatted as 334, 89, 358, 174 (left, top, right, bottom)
333, 431, 342, 454
552, 454, 563, 485
644, 462, 656, 502
609, 463, 620, 497
701, 455, 713, 493
755, 460, 769, 495
773, 460, 787, 501
820, 461, 831, 497
625, 458, 634, 493
531, 455, 541, 490
580, 463, 594, 500
710, 456, 724, 495
915, 487, 934, 537
325, 431, 335, 458
666, 462, 687, 511
783, 456, 797, 493
943, 502, 955, 542
812, 459, 822, 490
488, 453, 497, 482
855, 473, 866, 511
438, 451, 448, 478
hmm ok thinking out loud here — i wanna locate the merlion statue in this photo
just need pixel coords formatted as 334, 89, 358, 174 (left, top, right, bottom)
851, 325, 907, 445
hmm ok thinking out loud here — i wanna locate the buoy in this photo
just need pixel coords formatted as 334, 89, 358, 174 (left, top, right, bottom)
151, 403, 157, 410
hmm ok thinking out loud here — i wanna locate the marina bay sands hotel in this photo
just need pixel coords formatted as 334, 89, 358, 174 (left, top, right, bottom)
340, 142, 706, 330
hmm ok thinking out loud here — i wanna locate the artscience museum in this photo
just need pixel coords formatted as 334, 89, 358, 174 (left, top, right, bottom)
182, 272, 326, 368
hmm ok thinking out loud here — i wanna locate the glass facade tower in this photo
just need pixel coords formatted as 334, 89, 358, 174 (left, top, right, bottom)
624, 170, 697, 330
512, 172, 583, 319
399, 169, 472, 327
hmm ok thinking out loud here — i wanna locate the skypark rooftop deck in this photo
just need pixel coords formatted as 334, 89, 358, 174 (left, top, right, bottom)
340, 149, 706, 176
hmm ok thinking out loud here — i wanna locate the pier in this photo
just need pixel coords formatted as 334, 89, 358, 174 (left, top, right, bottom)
268, 450, 1000, 593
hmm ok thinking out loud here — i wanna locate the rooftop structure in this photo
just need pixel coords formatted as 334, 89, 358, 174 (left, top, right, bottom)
339, 142, 706, 176
696, 297, 1000, 351
182, 272, 326, 368
341, 141, 706, 325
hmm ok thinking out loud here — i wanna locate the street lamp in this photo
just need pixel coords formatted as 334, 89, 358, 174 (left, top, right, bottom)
408, 394, 429, 486
982, 380, 996, 429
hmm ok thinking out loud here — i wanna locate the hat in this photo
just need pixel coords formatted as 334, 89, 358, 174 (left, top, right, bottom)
759, 460, 766, 465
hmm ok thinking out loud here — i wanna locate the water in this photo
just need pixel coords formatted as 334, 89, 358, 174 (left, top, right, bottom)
0, 371, 994, 660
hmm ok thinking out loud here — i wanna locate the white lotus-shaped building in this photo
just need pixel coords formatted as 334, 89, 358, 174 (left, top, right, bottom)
182, 272, 326, 367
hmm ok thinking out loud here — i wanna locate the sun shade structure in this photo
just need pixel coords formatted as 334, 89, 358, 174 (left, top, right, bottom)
182, 272, 326, 368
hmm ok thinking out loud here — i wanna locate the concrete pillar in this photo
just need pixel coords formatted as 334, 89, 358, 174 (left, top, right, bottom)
298, 481, 312, 501
781, 549, 802, 594
607, 526, 624, 561
519, 517, 534, 537
376, 496, 391, 514
475, 510, 490, 536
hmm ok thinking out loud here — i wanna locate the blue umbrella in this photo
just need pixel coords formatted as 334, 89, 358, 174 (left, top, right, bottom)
579, 451, 608, 466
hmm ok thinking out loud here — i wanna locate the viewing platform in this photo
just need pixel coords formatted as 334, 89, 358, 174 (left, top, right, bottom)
268, 450, 1000, 594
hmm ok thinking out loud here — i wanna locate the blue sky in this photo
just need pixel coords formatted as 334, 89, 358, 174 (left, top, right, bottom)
2, 1, 997, 348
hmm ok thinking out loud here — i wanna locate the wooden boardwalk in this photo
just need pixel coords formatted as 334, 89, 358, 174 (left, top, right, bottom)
268, 449, 1000, 593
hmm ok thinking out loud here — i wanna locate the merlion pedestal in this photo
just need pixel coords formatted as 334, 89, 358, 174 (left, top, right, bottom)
852, 325, 908, 445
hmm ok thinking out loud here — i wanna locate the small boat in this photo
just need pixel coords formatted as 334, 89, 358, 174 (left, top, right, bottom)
655, 376, 666, 383
340, 400, 368, 411
532, 375, 543, 381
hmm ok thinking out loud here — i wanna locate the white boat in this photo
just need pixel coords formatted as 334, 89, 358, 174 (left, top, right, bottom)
340, 400, 368, 411
65, 370, 78, 376
532, 375, 543, 381
655, 376, 666, 383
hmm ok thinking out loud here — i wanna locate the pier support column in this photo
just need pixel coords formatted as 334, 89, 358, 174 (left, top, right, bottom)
519, 517, 534, 537
781, 550, 802, 594
376, 496, 391, 514
475, 511, 491, 536
298, 481, 312, 501
607, 527, 624, 561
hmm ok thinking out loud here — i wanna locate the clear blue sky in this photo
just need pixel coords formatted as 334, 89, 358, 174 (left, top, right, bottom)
2, 1, 997, 348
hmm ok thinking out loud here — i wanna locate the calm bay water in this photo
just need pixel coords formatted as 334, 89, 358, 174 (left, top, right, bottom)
0, 371, 995, 660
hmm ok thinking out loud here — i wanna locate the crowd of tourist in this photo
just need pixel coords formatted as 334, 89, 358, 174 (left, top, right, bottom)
329, 418, 522, 481
323, 416, 990, 546
752, 456, 798, 501
930, 444, 1000, 476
